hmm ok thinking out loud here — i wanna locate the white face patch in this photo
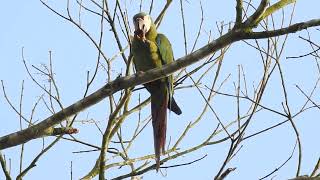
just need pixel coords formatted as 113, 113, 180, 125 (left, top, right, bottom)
133, 14, 152, 38
143, 15, 151, 33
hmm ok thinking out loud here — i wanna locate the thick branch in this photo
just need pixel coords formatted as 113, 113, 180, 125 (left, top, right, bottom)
0, 18, 319, 150
258, 0, 296, 24
242, 19, 320, 39
235, 0, 243, 26
243, 0, 269, 27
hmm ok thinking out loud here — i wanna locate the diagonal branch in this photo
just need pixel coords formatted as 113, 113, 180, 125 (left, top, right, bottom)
243, 0, 269, 27
241, 19, 320, 39
0, 18, 319, 150
154, 0, 172, 28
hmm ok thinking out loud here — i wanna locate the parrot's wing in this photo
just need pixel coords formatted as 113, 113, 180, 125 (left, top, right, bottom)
156, 33, 174, 107
156, 34, 174, 65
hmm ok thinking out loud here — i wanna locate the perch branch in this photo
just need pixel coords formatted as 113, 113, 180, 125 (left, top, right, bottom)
0, 18, 319, 150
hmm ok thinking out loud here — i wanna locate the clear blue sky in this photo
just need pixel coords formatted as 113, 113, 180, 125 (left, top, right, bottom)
1, 0, 320, 179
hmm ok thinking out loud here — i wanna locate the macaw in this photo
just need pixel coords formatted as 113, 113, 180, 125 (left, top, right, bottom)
131, 12, 182, 171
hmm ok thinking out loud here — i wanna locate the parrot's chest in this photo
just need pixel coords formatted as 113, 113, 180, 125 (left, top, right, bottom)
132, 39, 160, 72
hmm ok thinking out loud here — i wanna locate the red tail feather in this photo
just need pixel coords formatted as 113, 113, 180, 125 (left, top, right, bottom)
151, 94, 168, 171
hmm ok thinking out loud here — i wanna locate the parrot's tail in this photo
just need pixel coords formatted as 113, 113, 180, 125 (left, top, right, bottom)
151, 92, 168, 172
168, 97, 182, 115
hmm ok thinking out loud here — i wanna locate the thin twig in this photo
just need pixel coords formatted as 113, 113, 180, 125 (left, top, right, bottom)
0, 151, 11, 180
259, 141, 297, 180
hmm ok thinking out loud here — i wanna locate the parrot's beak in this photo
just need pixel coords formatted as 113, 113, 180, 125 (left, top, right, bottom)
134, 17, 147, 39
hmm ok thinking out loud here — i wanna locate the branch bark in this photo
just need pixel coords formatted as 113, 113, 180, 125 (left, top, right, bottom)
0, 18, 319, 150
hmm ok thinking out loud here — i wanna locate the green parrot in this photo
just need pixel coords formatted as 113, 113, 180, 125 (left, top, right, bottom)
132, 12, 182, 171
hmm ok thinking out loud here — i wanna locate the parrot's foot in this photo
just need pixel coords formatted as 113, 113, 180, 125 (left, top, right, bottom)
142, 38, 151, 45
142, 38, 148, 43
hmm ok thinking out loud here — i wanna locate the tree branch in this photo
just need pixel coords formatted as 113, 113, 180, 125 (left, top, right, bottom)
235, 0, 243, 27
243, 0, 269, 27
0, 18, 319, 150
0, 151, 11, 180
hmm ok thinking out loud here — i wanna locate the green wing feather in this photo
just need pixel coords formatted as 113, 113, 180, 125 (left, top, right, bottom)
156, 33, 174, 103
156, 34, 174, 65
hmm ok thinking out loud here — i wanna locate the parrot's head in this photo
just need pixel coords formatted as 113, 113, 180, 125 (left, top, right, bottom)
133, 12, 152, 39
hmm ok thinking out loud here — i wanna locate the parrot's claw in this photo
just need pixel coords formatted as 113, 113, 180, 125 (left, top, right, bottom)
142, 37, 147, 42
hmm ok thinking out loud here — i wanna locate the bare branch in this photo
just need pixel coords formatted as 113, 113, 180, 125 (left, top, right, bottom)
154, 0, 172, 28
235, 0, 243, 27
260, 141, 297, 180
0, 151, 11, 180
1, 18, 320, 150
243, 0, 269, 27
